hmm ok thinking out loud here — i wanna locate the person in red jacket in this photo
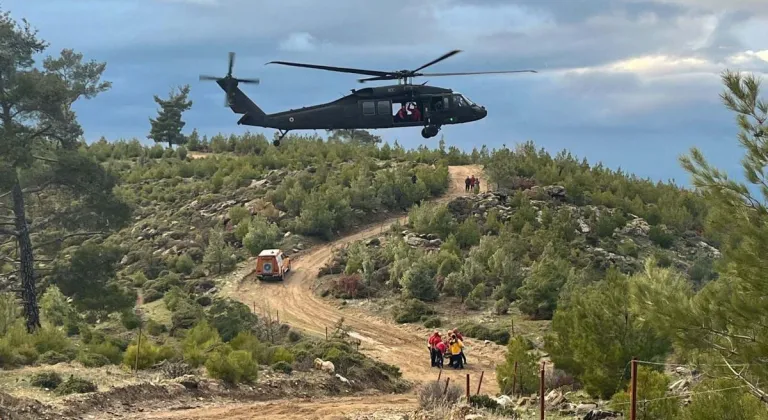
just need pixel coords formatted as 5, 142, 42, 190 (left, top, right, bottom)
428, 331, 442, 367
435, 340, 447, 368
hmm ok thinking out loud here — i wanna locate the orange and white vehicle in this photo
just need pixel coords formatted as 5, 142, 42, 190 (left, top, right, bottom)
255, 249, 291, 281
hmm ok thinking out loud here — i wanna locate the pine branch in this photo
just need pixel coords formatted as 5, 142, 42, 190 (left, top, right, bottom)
0, 227, 18, 237
722, 356, 768, 403
0, 180, 54, 200
31, 155, 58, 163
32, 231, 103, 249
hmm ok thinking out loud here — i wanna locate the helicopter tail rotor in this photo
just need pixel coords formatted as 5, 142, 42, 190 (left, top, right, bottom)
199, 52, 260, 106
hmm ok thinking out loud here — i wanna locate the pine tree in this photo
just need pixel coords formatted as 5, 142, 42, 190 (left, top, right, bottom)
0, 10, 131, 332
633, 70, 768, 403
148, 84, 193, 149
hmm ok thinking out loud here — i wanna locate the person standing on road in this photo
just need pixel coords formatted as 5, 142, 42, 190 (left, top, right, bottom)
464, 176, 471, 192
428, 331, 442, 367
452, 328, 467, 366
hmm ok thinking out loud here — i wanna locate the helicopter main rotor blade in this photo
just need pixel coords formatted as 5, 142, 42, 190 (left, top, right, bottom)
411, 49, 462, 73
418, 70, 538, 77
228, 52, 235, 77
266, 60, 391, 78
199, 75, 220, 81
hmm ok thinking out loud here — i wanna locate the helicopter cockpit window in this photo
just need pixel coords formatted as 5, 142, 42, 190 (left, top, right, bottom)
461, 95, 476, 106
453, 94, 467, 107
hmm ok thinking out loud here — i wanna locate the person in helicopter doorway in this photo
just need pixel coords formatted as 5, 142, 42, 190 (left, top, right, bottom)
394, 103, 407, 122
408, 102, 422, 122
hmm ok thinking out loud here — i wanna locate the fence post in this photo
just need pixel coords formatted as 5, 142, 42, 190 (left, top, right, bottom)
437, 369, 442, 382
443, 377, 451, 396
134, 326, 142, 374
466, 374, 470, 400
540, 361, 545, 420
325, 326, 328, 340
476, 371, 484, 395
630, 357, 638, 420
512, 361, 518, 397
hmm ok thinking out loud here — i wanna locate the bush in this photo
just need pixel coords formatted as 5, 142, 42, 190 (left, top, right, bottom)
423, 317, 442, 328
56, 376, 97, 395
30, 371, 62, 389
174, 254, 195, 275
271, 360, 293, 374
418, 380, 463, 410
493, 298, 510, 315
77, 352, 111, 367
122, 337, 176, 370
38, 350, 70, 365
469, 394, 499, 411
121, 310, 141, 330
496, 336, 539, 395
648, 225, 675, 248
458, 323, 510, 345
205, 348, 259, 384
393, 298, 435, 324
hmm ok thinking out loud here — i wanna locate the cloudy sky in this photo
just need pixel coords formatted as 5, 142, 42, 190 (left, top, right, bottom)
6, 0, 768, 184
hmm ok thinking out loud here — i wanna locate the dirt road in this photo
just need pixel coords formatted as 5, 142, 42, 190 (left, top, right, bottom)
223, 165, 502, 386
150, 165, 503, 418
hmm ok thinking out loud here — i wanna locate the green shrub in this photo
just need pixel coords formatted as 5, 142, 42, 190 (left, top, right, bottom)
56, 376, 97, 395
30, 371, 62, 389
423, 317, 442, 328
271, 360, 293, 374
496, 336, 539, 395
205, 348, 259, 384
182, 320, 222, 367
122, 337, 176, 370
77, 352, 111, 367
648, 225, 675, 248
174, 254, 195, 275
393, 298, 435, 324
121, 310, 141, 330
146, 319, 168, 336
38, 351, 71, 365
493, 298, 510, 315
458, 323, 510, 345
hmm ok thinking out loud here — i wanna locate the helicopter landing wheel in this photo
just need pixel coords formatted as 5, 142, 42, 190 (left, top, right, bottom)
422, 125, 440, 139
273, 139, 280, 147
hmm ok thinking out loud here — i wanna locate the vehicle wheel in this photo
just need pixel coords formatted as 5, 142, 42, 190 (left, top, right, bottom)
421, 127, 429, 138
273, 139, 281, 147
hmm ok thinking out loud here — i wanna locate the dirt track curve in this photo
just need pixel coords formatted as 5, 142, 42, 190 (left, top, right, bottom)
149, 166, 505, 419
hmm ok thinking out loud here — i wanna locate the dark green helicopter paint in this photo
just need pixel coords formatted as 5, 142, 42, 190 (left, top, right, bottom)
200, 51, 536, 146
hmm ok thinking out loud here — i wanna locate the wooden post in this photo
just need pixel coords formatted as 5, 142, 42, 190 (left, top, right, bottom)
437, 369, 442, 382
630, 357, 638, 420
476, 371, 484, 395
134, 326, 141, 374
512, 361, 518, 397
443, 377, 451, 395
325, 326, 328, 340
276, 310, 279, 324
466, 373, 470, 400
540, 361, 545, 420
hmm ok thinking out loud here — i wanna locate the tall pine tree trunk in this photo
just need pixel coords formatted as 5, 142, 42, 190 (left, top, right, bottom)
11, 175, 41, 332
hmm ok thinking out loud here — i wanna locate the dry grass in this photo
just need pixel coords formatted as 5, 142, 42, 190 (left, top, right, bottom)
0, 362, 152, 405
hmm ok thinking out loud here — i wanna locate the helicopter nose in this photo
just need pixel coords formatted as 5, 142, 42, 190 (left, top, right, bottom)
476, 106, 487, 119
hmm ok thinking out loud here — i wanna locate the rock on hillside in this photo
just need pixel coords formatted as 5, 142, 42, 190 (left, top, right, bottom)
448, 188, 720, 274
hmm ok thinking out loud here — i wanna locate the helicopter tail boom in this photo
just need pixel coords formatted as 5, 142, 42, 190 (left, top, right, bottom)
215, 79, 266, 120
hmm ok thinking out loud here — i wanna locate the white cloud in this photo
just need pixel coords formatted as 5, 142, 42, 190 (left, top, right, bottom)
278, 32, 319, 53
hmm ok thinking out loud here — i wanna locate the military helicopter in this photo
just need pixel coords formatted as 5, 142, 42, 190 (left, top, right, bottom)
199, 51, 536, 146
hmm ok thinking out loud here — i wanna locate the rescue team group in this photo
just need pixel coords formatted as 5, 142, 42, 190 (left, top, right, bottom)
427, 329, 467, 369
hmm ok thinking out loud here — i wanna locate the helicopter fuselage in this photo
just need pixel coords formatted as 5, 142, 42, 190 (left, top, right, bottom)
235, 83, 487, 132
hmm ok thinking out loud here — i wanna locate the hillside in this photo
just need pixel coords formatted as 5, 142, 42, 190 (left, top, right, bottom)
0, 40, 767, 420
